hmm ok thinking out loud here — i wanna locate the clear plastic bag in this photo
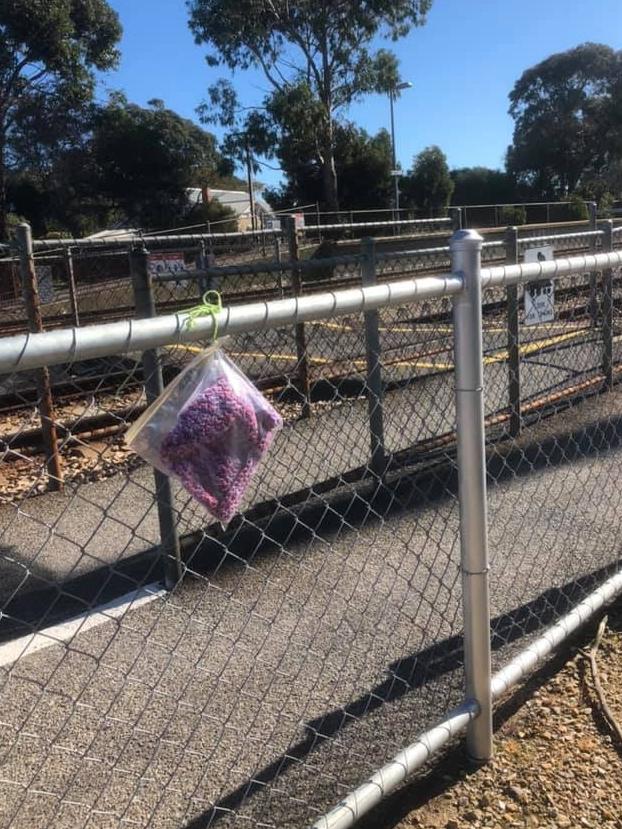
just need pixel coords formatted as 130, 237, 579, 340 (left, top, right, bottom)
126, 347, 283, 525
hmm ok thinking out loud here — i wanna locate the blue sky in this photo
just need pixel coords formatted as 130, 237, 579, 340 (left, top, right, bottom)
99, 0, 622, 189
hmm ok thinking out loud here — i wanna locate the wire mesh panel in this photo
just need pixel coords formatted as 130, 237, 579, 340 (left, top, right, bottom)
0, 264, 466, 829
486, 260, 622, 672
4, 233, 622, 829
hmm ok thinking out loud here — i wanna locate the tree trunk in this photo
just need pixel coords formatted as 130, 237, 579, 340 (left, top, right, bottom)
320, 119, 339, 213
0, 132, 7, 243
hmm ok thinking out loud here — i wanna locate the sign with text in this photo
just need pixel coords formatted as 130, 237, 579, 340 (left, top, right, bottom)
523, 245, 555, 326
147, 252, 187, 279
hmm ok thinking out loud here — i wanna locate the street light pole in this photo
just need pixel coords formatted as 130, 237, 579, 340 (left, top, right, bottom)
389, 91, 399, 220
388, 81, 412, 222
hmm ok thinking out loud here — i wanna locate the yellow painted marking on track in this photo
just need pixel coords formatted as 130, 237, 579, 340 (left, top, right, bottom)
164, 344, 203, 354
168, 326, 591, 374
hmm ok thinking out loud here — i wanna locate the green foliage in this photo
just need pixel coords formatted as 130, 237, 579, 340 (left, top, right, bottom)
0, 0, 122, 238
567, 194, 589, 221
189, 0, 432, 209
263, 122, 392, 212
8, 95, 234, 236
451, 167, 517, 205
499, 205, 527, 226
401, 146, 454, 216
507, 43, 621, 199
90, 97, 225, 229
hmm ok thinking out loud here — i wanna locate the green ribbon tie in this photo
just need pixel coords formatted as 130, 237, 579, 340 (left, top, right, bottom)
184, 290, 223, 340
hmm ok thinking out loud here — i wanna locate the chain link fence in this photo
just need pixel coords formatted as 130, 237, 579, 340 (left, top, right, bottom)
1, 225, 622, 828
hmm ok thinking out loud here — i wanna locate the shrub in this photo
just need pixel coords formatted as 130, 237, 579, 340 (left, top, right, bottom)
500, 205, 527, 226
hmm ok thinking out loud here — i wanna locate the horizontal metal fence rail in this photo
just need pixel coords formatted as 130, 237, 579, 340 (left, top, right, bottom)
481, 249, 622, 289
518, 229, 604, 248
301, 217, 452, 233
0, 273, 465, 373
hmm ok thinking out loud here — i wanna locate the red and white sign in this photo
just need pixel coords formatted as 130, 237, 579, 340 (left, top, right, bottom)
147, 252, 187, 278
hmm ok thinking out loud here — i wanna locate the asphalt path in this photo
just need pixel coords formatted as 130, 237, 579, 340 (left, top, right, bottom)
1, 295, 621, 828
1, 377, 622, 828
0, 311, 607, 607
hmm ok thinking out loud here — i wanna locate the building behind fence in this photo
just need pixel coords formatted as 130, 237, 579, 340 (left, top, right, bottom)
0, 213, 622, 828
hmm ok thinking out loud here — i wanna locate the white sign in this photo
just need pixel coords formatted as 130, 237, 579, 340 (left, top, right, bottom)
292, 212, 305, 229
147, 252, 187, 278
523, 245, 554, 325
37, 266, 55, 303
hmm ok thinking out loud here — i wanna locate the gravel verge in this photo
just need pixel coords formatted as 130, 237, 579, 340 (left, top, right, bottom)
389, 602, 622, 829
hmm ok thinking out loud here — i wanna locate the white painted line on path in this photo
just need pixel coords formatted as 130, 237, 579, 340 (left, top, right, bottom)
0, 583, 166, 668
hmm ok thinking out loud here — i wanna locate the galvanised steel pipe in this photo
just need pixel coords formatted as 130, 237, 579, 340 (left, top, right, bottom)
482, 249, 622, 290
451, 229, 493, 762
310, 700, 478, 829
312, 568, 622, 829
16, 228, 282, 251
375, 239, 502, 263
518, 229, 603, 247
491, 568, 622, 699
0, 273, 463, 374
302, 217, 451, 233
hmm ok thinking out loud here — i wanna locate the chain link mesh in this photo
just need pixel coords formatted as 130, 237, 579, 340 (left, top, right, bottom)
1, 229, 622, 828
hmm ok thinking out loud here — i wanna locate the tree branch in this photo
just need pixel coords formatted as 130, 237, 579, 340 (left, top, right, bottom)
580, 616, 622, 745
248, 45, 286, 91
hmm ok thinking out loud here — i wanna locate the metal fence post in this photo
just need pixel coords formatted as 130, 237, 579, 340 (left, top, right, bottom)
505, 226, 522, 436
449, 206, 463, 232
130, 245, 183, 588
361, 237, 387, 480
451, 228, 493, 762
273, 236, 284, 297
196, 240, 209, 296
64, 247, 80, 327
601, 219, 614, 389
284, 216, 311, 418
16, 223, 64, 492
588, 201, 599, 326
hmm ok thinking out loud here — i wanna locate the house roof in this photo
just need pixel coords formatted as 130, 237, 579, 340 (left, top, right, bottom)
187, 188, 274, 217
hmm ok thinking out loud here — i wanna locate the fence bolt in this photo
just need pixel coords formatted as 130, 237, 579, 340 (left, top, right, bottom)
284, 216, 311, 418
505, 226, 522, 436
588, 201, 599, 326
64, 247, 80, 327
16, 223, 63, 492
601, 219, 614, 389
130, 245, 183, 589
451, 228, 493, 762
361, 237, 387, 481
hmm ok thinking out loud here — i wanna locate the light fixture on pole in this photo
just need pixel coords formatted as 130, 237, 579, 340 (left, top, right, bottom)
389, 81, 413, 219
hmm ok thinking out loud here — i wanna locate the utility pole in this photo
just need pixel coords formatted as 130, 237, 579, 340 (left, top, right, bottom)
245, 140, 257, 233
388, 81, 413, 221
390, 91, 399, 220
